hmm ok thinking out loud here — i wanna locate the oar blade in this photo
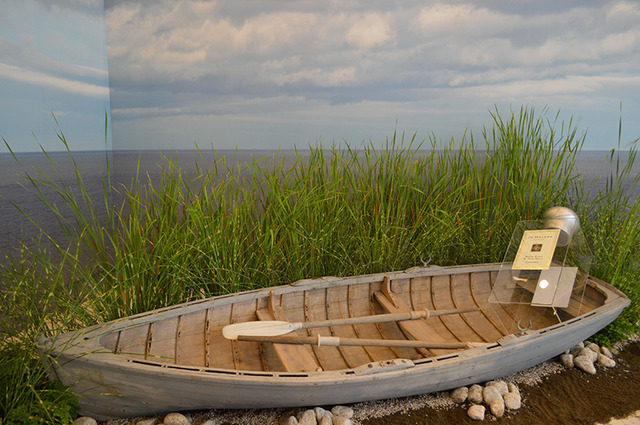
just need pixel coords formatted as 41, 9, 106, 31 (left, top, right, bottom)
222, 321, 296, 340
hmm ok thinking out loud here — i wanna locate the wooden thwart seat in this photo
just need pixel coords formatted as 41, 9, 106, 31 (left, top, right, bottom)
256, 292, 322, 373
374, 276, 457, 356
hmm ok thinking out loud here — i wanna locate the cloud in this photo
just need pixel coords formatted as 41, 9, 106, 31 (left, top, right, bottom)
0, 62, 110, 98
606, 1, 640, 27
33, 0, 105, 17
346, 13, 394, 49
0, 1, 110, 98
106, 2, 401, 87
0, 37, 108, 82
415, 4, 519, 37
102, 1, 640, 150
106, 2, 640, 95
1, 0, 111, 153
274, 67, 357, 87
461, 75, 640, 102
108, 5, 327, 82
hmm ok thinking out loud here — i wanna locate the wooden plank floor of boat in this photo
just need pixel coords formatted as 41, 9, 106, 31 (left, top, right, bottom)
104, 268, 607, 373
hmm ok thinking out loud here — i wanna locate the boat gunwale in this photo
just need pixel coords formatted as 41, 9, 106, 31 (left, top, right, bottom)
39, 263, 630, 383
46, 263, 504, 348
41, 293, 628, 387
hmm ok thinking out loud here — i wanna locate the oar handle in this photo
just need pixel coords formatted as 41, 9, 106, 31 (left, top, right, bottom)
429, 307, 480, 317
237, 334, 471, 349
222, 307, 480, 339
296, 307, 479, 330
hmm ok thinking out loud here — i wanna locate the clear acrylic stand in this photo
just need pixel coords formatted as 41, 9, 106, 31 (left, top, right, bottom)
489, 217, 592, 324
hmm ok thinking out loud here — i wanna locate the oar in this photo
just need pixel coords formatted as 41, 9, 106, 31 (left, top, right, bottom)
222, 307, 479, 340
237, 334, 483, 349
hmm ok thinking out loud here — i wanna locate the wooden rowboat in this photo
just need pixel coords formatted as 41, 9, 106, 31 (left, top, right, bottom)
39, 263, 629, 420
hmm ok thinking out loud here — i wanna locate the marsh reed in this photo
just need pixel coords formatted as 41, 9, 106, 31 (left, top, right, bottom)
1, 107, 639, 423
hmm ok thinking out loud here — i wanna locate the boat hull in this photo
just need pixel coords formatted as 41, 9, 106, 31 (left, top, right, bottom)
39, 264, 629, 420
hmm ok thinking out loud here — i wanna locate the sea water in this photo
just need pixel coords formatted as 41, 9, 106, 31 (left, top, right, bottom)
1, 149, 638, 255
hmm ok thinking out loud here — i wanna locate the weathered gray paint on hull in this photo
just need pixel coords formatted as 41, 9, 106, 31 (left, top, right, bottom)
53, 302, 623, 419
39, 264, 630, 420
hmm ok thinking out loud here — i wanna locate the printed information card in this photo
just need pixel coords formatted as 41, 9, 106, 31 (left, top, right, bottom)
512, 228, 561, 270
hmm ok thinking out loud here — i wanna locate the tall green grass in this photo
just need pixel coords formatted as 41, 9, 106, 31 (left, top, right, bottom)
1, 106, 639, 423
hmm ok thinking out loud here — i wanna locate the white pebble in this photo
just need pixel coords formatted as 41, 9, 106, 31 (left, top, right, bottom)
490, 399, 505, 417
507, 382, 520, 396
314, 407, 329, 420
163, 413, 190, 425
570, 342, 585, 356
578, 347, 598, 362
504, 392, 522, 410
75, 417, 97, 425
482, 385, 502, 405
297, 409, 317, 425
282, 416, 298, 425
560, 353, 574, 368
331, 417, 351, 425
468, 384, 484, 404
319, 416, 332, 425
331, 406, 353, 418
450, 386, 469, 404
467, 405, 486, 421
487, 380, 509, 396
136, 419, 159, 425
601, 346, 614, 359
586, 342, 600, 354
574, 356, 597, 374
597, 353, 616, 368
200, 420, 219, 425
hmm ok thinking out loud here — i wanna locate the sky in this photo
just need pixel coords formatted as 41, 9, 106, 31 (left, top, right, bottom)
2, 1, 640, 152
0, 0, 111, 153
104, 0, 640, 151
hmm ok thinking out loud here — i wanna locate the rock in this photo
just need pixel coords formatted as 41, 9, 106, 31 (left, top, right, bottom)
450, 386, 469, 404
578, 347, 599, 363
319, 416, 332, 425
586, 342, 600, 353
560, 353, 574, 368
489, 399, 505, 417
297, 409, 317, 425
482, 385, 502, 405
570, 342, 585, 356
467, 405, 486, 421
468, 384, 484, 404
163, 413, 190, 425
598, 353, 616, 368
601, 346, 614, 359
507, 382, 520, 396
331, 406, 353, 418
574, 356, 597, 374
314, 407, 330, 420
487, 380, 509, 396
136, 419, 159, 425
331, 417, 351, 425
504, 392, 522, 410
200, 420, 219, 425
281, 416, 298, 425
75, 418, 98, 425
